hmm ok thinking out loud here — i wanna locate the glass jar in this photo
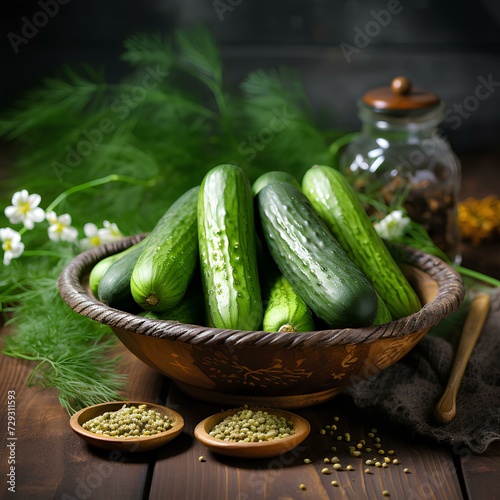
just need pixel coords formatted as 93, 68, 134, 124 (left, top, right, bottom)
339, 77, 462, 264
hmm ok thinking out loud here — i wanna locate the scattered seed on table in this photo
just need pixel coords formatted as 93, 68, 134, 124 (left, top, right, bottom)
388, 450, 395, 455
404, 468, 410, 474
384, 457, 391, 463
346, 465, 354, 471
365, 448, 372, 453
303, 458, 311, 464
333, 463, 342, 470
321, 468, 330, 474
331, 457, 340, 464
392, 459, 400, 465
324, 457, 330, 463
334, 417, 339, 422
365, 468, 372, 474
357, 443, 363, 449
331, 480, 339, 487
375, 462, 381, 467
337, 436, 343, 441
320, 429, 326, 435
382, 490, 390, 496
198, 456, 206, 462
299, 484, 306, 490
330, 446, 337, 452
366, 460, 373, 465
371, 428, 378, 433
367, 432, 375, 438
382, 463, 388, 468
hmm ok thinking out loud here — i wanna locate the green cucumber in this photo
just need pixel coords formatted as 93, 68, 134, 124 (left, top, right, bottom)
139, 288, 204, 324
302, 165, 421, 319
131, 186, 200, 312
257, 181, 378, 328
373, 293, 393, 325
198, 164, 263, 330
252, 170, 301, 196
263, 274, 315, 333
97, 240, 146, 312
89, 253, 122, 297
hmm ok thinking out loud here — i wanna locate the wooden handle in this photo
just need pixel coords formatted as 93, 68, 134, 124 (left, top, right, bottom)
434, 293, 491, 424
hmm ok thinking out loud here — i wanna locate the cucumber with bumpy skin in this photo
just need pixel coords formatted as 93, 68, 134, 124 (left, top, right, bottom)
257, 181, 378, 328
252, 170, 301, 196
89, 252, 122, 297
97, 241, 146, 312
198, 164, 263, 330
139, 288, 204, 324
263, 274, 315, 333
131, 186, 200, 312
302, 165, 421, 319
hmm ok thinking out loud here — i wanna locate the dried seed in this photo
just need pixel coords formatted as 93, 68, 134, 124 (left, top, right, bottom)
346, 465, 354, 471
299, 484, 306, 490
392, 459, 400, 465
333, 463, 342, 470
388, 450, 395, 455
331, 456, 340, 464
303, 458, 311, 464
365, 468, 372, 474
382, 463, 388, 468
384, 457, 391, 463
365, 448, 372, 453
324, 458, 330, 463
382, 490, 390, 497
331, 480, 339, 487
321, 468, 330, 474
365, 460, 373, 465
404, 468, 410, 474
198, 456, 206, 462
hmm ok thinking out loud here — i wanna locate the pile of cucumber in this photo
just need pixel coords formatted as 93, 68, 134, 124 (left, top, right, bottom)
90, 164, 421, 332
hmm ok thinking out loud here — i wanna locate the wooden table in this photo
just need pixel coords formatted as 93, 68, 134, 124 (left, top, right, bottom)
1, 152, 500, 499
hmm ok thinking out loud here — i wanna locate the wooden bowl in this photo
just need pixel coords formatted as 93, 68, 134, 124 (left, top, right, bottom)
59, 235, 465, 409
194, 407, 310, 458
69, 401, 184, 452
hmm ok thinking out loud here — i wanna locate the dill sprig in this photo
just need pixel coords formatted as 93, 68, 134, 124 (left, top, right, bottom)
1, 257, 126, 414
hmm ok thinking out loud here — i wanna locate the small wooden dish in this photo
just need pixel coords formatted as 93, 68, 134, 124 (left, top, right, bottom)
70, 401, 184, 453
194, 407, 310, 458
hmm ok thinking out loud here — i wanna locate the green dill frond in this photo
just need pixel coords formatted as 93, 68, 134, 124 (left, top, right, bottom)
0, 65, 107, 141
121, 32, 172, 69
174, 25, 223, 88
1, 257, 126, 414
238, 67, 330, 179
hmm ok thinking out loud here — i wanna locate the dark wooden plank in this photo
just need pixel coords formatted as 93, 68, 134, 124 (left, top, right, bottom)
461, 441, 500, 499
0, 333, 165, 499
149, 391, 463, 500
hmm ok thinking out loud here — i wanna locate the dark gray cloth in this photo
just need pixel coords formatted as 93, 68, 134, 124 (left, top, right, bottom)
346, 288, 500, 454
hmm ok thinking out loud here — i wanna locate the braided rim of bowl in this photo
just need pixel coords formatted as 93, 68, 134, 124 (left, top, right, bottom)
58, 235, 465, 348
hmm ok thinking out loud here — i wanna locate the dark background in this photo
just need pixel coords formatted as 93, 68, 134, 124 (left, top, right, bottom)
1, 0, 500, 155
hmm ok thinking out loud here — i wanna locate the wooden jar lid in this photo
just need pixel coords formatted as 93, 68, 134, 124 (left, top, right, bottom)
362, 76, 440, 112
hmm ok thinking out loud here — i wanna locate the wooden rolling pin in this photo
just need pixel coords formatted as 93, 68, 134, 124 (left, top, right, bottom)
434, 292, 491, 424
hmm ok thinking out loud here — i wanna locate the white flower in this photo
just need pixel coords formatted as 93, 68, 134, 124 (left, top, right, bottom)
80, 223, 102, 249
81, 221, 123, 249
374, 210, 411, 240
46, 211, 78, 242
0, 228, 25, 265
98, 220, 123, 244
4, 189, 45, 230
